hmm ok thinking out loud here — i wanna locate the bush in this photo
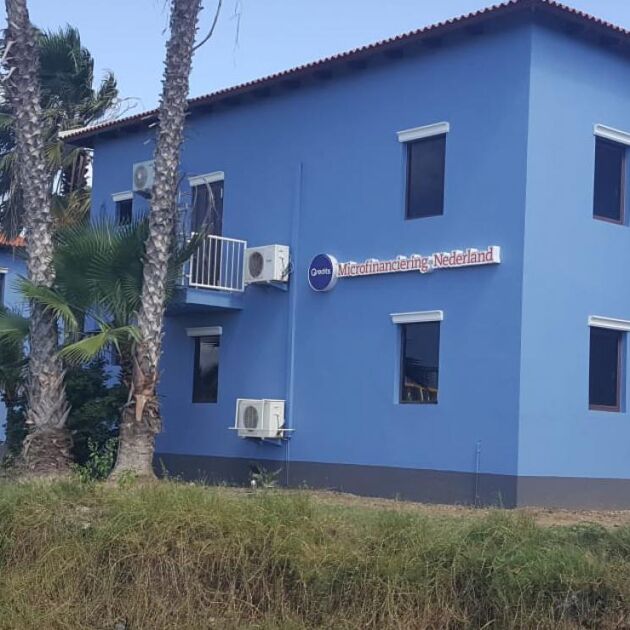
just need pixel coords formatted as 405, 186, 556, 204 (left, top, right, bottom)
73, 437, 118, 482
64, 359, 125, 465
2, 358, 125, 465
0, 482, 628, 629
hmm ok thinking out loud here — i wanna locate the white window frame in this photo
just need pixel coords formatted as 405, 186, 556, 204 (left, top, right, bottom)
594, 124, 630, 147
186, 326, 223, 337
188, 171, 225, 188
390, 310, 443, 325
397, 122, 450, 144
112, 191, 133, 202
588, 315, 630, 332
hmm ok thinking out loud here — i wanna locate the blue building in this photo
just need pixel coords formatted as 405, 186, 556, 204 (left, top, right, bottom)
64, 0, 630, 508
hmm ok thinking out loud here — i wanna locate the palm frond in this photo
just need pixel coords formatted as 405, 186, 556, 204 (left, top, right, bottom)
17, 277, 80, 333
0, 307, 29, 347
59, 324, 139, 365
0, 25, 118, 234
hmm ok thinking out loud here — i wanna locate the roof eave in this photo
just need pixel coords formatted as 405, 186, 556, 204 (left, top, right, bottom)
61, 0, 630, 145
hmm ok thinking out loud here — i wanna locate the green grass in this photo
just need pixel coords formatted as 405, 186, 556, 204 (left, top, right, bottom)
0, 481, 629, 629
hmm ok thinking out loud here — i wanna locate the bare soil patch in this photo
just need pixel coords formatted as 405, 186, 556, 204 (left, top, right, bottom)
301, 488, 630, 527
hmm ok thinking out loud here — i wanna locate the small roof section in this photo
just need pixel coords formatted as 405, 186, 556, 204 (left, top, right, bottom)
61, 0, 630, 145
0, 234, 24, 248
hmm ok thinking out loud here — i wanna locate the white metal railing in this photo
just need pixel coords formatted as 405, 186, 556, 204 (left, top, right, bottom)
186, 234, 247, 292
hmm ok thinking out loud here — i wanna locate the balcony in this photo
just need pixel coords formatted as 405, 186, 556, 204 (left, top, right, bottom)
169, 234, 247, 313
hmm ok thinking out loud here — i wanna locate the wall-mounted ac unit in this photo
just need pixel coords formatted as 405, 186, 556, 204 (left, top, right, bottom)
132, 160, 155, 197
244, 244, 290, 284
235, 399, 285, 438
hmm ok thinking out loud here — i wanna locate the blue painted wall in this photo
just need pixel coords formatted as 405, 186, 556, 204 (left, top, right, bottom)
91, 19, 533, 482
0, 247, 26, 440
519, 24, 630, 479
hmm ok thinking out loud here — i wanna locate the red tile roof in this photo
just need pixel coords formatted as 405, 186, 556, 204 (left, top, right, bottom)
0, 234, 24, 248
61, 0, 630, 144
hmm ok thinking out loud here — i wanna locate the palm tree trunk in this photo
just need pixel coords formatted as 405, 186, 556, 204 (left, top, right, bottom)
4, 0, 72, 474
111, 0, 202, 479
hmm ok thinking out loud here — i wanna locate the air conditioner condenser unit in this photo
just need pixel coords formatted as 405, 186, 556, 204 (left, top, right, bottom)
235, 399, 285, 438
244, 244, 290, 284
132, 160, 155, 197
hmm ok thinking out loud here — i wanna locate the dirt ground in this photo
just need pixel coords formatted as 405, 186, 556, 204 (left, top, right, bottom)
301, 489, 630, 528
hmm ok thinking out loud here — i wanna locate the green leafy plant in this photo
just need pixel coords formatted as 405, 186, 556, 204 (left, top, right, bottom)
249, 464, 282, 489
1, 358, 124, 465
73, 437, 117, 482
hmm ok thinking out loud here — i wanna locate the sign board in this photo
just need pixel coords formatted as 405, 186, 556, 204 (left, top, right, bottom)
308, 246, 501, 292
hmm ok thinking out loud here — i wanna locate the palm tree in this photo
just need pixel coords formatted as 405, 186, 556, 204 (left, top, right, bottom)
0, 26, 118, 236
111, 0, 203, 479
3, 0, 72, 474
0, 218, 202, 456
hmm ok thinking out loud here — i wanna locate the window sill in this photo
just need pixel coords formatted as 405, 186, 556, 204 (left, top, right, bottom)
593, 214, 625, 226
398, 401, 438, 405
404, 212, 444, 221
589, 404, 621, 413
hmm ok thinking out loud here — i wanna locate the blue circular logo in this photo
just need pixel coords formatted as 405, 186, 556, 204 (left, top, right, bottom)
308, 254, 338, 291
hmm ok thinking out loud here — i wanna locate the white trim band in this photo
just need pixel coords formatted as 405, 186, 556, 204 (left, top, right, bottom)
391, 310, 443, 325
188, 171, 225, 187
112, 191, 133, 202
397, 122, 450, 143
588, 315, 630, 332
594, 124, 630, 147
0, 267, 7, 274
186, 326, 223, 337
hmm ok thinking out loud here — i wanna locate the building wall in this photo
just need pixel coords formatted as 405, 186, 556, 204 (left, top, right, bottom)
92, 21, 533, 503
0, 248, 26, 440
518, 23, 630, 504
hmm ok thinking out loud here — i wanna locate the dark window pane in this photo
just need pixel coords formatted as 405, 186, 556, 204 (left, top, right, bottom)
406, 134, 446, 219
190, 181, 224, 287
589, 327, 622, 409
193, 335, 220, 403
191, 180, 223, 235
593, 138, 625, 222
116, 198, 133, 225
400, 322, 440, 404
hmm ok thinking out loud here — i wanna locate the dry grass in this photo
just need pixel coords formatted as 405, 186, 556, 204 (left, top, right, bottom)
0, 481, 629, 629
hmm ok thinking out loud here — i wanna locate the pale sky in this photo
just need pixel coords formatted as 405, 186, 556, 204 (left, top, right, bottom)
8, 0, 630, 113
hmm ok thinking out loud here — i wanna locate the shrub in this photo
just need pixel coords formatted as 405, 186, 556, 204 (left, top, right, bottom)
73, 437, 118, 482
2, 358, 125, 465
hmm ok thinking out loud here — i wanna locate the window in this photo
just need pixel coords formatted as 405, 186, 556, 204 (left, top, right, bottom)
192, 335, 220, 403
0, 271, 5, 306
116, 198, 133, 225
191, 178, 223, 235
190, 174, 225, 287
405, 134, 446, 219
400, 321, 440, 404
593, 137, 625, 223
113, 192, 133, 225
589, 326, 623, 411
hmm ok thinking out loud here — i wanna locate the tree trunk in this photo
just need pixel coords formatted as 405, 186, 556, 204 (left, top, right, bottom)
110, 0, 202, 479
4, 0, 72, 474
